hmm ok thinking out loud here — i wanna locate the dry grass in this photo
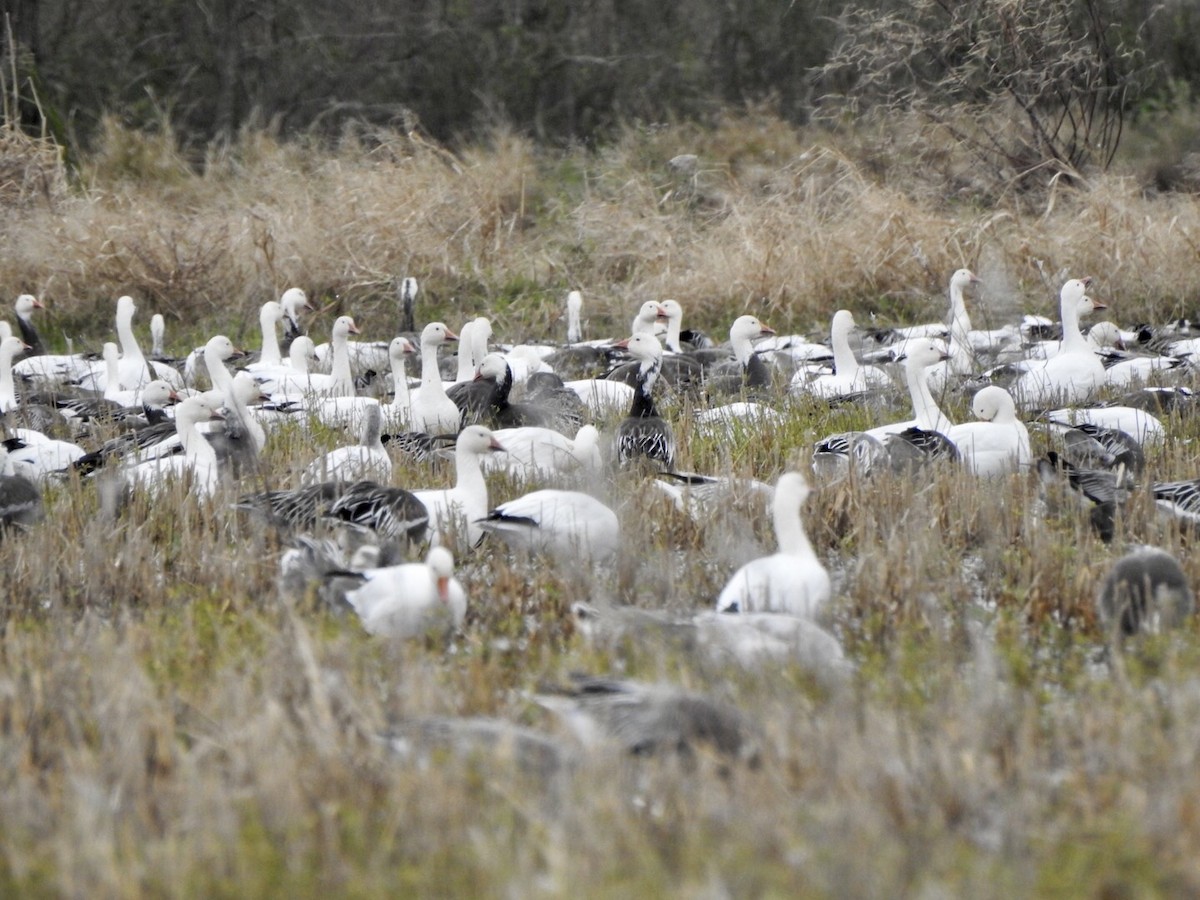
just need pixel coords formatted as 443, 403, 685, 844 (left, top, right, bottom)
1, 112, 1200, 894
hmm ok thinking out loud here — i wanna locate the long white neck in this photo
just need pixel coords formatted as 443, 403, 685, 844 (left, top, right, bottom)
0, 346, 18, 412
180, 414, 218, 468
830, 315, 859, 376
390, 354, 411, 413
453, 448, 488, 514
664, 314, 682, 353
567, 296, 583, 343
289, 339, 311, 374
1060, 293, 1089, 354
205, 344, 235, 395
455, 323, 476, 382
116, 305, 145, 363
230, 383, 266, 451
774, 481, 818, 562
330, 329, 354, 396
906, 359, 950, 433
102, 345, 122, 401
259, 307, 282, 367
421, 338, 445, 390
731, 329, 755, 366
949, 280, 973, 334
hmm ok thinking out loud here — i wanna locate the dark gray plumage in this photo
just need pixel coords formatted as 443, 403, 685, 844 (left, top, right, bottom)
1096, 547, 1194, 637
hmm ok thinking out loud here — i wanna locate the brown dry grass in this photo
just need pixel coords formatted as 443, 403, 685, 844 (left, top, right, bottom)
0, 111, 1199, 894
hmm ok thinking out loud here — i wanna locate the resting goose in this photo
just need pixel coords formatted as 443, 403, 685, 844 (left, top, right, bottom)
614, 332, 675, 468
204, 372, 269, 475
477, 489, 620, 561
124, 393, 225, 498
409, 322, 461, 435
114, 296, 185, 390
703, 315, 777, 396
325, 480, 431, 543
1011, 278, 1106, 408
381, 336, 416, 429
3, 431, 86, 481
236, 480, 345, 531
715, 471, 830, 618
303, 403, 391, 484
926, 268, 983, 391
341, 546, 467, 639
1096, 547, 1194, 637
412, 424, 505, 547
480, 424, 602, 478
12, 294, 45, 356
791, 310, 891, 401
946, 386, 1031, 476
0, 446, 43, 530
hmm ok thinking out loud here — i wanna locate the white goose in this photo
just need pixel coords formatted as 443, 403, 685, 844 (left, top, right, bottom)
863, 337, 953, 439
946, 386, 1032, 476
343, 546, 467, 639
478, 489, 620, 561
1011, 278, 1106, 409
113, 296, 185, 390
792, 310, 890, 401
382, 336, 417, 429
566, 289, 584, 343
0, 335, 28, 413
480, 424, 602, 478
249, 336, 320, 395
715, 471, 830, 618
303, 403, 391, 484
413, 425, 505, 547
409, 322, 461, 434
245, 299, 287, 372
927, 268, 983, 391
124, 393, 225, 498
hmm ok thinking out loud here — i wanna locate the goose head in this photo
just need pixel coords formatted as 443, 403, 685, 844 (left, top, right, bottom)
730, 315, 776, 343
421, 321, 459, 347
950, 269, 982, 292
178, 393, 226, 427
260, 300, 284, 326
1059, 278, 1090, 311
289, 335, 318, 368
898, 337, 951, 369
457, 424, 506, 456
280, 287, 309, 317
426, 546, 457, 602
1080, 293, 1108, 315
332, 316, 361, 340
567, 290, 583, 316
1086, 321, 1123, 350
970, 385, 1016, 422
116, 295, 137, 325
830, 309, 856, 340
140, 380, 178, 409
231, 371, 268, 405
205, 335, 244, 362
0, 336, 28, 364
473, 353, 510, 383
14, 295, 43, 318
661, 300, 683, 324
388, 336, 417, 361
631, 301, 668, 332
613, 331, 663, 364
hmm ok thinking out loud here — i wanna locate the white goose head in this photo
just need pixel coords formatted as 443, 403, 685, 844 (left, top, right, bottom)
14, 294, 43, 319
140, 380, 178, 409
457, 424, 506, 456
950, 268, 982, 293
474, 353, 510, 383
970, 385, 1016, 422
426, 545, 457, 602
331, 316, 361, 341
631, 301, 668, 334
389, 335, 417, 362
899, 337, 951, 371
280, 287, 309, 317
205, 335, 242, 363
730, 315, 775, 343
421, 321, 459, 348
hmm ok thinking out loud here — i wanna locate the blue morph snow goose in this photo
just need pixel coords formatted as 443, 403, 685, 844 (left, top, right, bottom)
614, 332, 675, 468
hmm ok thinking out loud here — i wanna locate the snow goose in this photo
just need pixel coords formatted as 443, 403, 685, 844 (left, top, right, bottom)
398, 277, 419, 334
946, 386, 1031, 476
381, 336, 416, 429
325, 480, 431, 543
341, 546, 467, 639
566, 289, 584, 343
477, 489, 619, 560
609, 301, 702, 391
652, 470, 774, 522
1011, 278, 1106, 409
1150, 479, 1200, 530
715, 471, 830, 618
1096, 547, 1194, 637
3, 431, 85, 481
452, 319, 478, 384
703, 315, 777, 396
12, 294, 45, 356
204, 372, 269, 475
237, 481, 346, 531
244, 299, 288, 371
249, 335, 320, 395
811, 430, 889, 482
691, 611, 851, 681
792, 310, 891, 401
861, 337, 953, 440
0, 446, 43, 530
926, 268, 983, 391
0, 335, 29, 413
515, 372, 586, 432
480, 424, 602, 478
1042, 405, 1164, 448
413, 424, 505, 547
409, 322, 461, 435
534, 673, 760, 764
124, 393, 225, 498
631, 301, 668, 338
303, 403, 391, 484
447, 352, 510, 426
113, 296, 184, 390
614, 332, 675, 468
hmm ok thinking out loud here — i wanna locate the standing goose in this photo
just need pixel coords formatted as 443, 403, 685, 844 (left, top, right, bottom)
204, 371, 269, 476
566, 289, 584, 343
382, 336, 416, 429
412, 424, 505, 547
245, 300, 287, 371
1011, 278, 1106, 409
946, 386, 1032, 476
927, 268, 983, 392
614, 332, 675, 468
409, 322, 461, 435
715, 471, 831, 618
113, 296, 185, 390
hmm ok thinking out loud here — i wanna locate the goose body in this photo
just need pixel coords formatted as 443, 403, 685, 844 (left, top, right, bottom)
412, 425, 504, 547
1011, 279, 1107, 408
409, 322, 461, 434
715, 471, 830, 618
344, 547, 467, 639
946, 386, 1031, 476
478, 489, 619, 560
303, 403, 391, 483
614, 332, 675, 467
480, 424, 602, 477
124, 393, 225, 497
792, 310, 890, 400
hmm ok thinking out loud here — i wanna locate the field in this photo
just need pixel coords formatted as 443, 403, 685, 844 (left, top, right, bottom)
2, 111, 1200, 896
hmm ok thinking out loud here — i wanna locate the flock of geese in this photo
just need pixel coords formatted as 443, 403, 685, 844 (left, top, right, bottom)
0, 269, 1197, 763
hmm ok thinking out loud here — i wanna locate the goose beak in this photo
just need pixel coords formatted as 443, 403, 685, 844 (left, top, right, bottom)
1080, 275, 1094, 288
939, 350, 952, 362
612, 337, 631, 349
970, 274, 982, 284
488, 437, 507, 453
347, 320, 362, 335
443, 328, 459, 342
209, 408, 226, 421
32, 298, 45, 309
759, 325, 777, 337
168, 390, 180, 402
1089, 296, 1108, 312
